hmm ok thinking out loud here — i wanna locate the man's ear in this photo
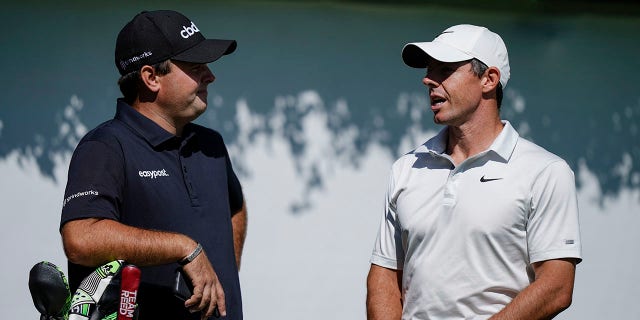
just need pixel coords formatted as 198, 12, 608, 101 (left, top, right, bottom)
140, 65, 161, 93
481, 67, 501, 93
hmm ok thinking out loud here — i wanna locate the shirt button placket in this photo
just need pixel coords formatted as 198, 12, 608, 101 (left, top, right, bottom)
180, 154, 198, 205
444, 171, 457, 207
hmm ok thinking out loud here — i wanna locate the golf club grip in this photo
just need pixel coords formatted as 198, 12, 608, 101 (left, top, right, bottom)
118, 265, 141, 320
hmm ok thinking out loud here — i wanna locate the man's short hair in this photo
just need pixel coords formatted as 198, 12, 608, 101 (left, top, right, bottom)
470, 58, 503, 109
117, 60, 171, 104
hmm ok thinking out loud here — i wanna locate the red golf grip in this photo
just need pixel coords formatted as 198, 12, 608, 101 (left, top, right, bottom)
118, 265, 141, 320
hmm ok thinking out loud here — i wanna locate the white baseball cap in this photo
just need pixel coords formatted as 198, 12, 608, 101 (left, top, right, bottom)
402, 24, 511, 88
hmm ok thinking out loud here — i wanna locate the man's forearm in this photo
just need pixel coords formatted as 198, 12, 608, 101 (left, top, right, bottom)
61, 218, 196, 267
490, 259, 576, 320
367, 264, 403, 320
231, 201, 247, 269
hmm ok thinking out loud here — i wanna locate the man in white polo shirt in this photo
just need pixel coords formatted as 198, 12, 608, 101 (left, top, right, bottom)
366, 24, 582, 319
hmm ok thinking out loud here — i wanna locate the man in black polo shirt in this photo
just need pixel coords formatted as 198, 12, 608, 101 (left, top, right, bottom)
60, 10, 247, 320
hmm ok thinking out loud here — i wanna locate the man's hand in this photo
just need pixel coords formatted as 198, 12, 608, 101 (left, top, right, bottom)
182, 249, 226, 319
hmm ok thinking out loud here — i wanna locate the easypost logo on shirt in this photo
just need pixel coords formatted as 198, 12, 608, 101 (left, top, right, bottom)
138, 169, 170, 179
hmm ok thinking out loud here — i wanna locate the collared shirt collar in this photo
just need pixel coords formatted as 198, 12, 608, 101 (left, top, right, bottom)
415, 120, 519, 162
114, 99, 197, 147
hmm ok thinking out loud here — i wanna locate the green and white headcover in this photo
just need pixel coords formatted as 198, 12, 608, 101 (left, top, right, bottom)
68, 260, 124, 320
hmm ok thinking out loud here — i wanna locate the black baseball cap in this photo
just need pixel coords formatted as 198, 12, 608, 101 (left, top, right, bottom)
115, 10, 237, 75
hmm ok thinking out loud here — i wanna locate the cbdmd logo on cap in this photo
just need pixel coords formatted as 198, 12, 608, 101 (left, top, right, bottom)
180, 22, 200, 39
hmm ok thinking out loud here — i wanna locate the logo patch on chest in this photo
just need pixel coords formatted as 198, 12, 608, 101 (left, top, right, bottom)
138, 169, 170, 179
480, 175, 503, 182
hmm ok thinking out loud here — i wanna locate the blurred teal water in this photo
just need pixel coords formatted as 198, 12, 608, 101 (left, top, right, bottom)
1, 1, 638, 198
2, 3, 640, 320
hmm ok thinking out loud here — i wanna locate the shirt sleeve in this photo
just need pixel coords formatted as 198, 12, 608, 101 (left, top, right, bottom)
60, 139, 125, 229
370, 168, 404, 270
226, 155, 244, 214
527, 160, 582, 264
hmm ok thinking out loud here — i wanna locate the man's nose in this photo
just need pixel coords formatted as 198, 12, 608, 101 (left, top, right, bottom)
203, 66, 215, 84
422, 75, 439, 89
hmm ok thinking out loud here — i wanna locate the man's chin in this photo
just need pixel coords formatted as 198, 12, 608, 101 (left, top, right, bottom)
194, 105, 207, 117
196, 93, 208, 105
186, 101, 207, 120
195, 97, 208, 111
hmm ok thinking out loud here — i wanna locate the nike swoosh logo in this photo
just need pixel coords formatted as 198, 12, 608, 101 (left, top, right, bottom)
480, 176, 503, 182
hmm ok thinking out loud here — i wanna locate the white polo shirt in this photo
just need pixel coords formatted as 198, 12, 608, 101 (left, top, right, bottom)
370, 121, 582, 319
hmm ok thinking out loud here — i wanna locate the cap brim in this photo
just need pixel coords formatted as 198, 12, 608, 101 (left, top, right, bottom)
402, 41, 473, 68
172, 39, 237, 64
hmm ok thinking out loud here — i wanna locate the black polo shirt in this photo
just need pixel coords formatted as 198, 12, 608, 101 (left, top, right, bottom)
61, 99, 243, 319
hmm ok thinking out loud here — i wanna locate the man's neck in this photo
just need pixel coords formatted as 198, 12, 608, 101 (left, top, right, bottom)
446, 115, 504, 166
132, 101, 183, 136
